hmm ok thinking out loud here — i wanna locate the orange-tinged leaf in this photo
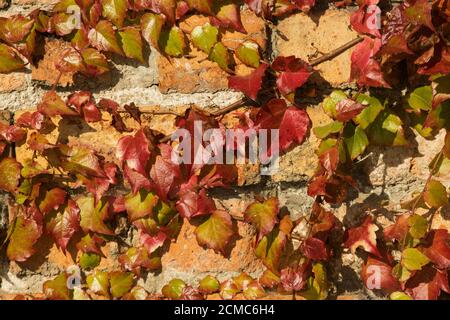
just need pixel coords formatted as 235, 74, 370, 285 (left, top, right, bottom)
44, 273, 71, 300
0, 157, 21, 193
6, 207, 43, 262
195, 210, 233, 254
344, 216, 381, 257
109, 271, 134, 298
244, 197, 278, 242
88, 20, 123, 55
0, 43, 25, 73
37, 91, 78, 117
77, 196, 114, 235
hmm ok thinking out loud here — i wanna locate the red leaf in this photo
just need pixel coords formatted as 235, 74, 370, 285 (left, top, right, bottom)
176, 187, 216, 220
384, 214, 410, 242
228, 63, 268, 100
291, 0, 316, 12
350, 1, 381, 38
150, 144, 181, 201
279, 107, 310, 152
361, 257, 400, 293
210, 1, 246, 33
272, 56, 312, 95
406, 266, 450, 300
335, 99, 366, 122
423, 229, 450, 269
344, 216, 381, 257
139, 230, 167, 254
15, 111, 47, 130
302, 237, 328, 260
319, 145, 339, 173
38, 187, 67, 215
350, 37, 390, 88
255, 99, 310, 153
46, 199, 80, 252
117, 129, 152, 176
280, 263, 310, 291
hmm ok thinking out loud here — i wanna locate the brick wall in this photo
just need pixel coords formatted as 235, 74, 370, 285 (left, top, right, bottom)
0, 1, 448, 299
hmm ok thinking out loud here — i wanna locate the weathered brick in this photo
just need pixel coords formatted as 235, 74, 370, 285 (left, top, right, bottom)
161, 219, 264, 274
275, 9, 357, 87
31, 38, 76, 87
0, 72, 27, 93
158, 10, 266, 94
271, 106, 331, 183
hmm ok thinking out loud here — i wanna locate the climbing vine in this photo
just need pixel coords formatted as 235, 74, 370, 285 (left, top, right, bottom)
0, 0, 449, 300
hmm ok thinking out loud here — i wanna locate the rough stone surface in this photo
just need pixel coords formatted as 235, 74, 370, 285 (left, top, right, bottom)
275, 9, 358, 86
0, 72, 27, 93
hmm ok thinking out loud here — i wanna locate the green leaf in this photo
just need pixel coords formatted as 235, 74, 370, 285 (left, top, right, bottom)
344, 124, 368, 160
390, 291, 412, 300
6, 213, 42, 262
77, 196, 114, 235
313, 121, 343, 139
155, 201, 177, 225
159, 26, 186, 57
401, 248, 430, 271
255, 228, 287, 274
209, 42, 231, 72
0, 43, 25, 73
236, 41, 260, 68
244, 197, 278, 242
0, 157, 21, 193
367, 111, 407, 146
44, 273, 71, 300
423, 179, 448, 208
392, 263, 412, 282
408, 214, 428, 239
191, 23, 218, 54
354, 94, 384, 129
195, 210, 233, 254
322, 90, 347, 118
124, 189, 159, 222
102, 0, 128, 28
299, 263, 328, 300
87, 270, 110, 296
141, 13, 165, 50
109, 271, 134, 298
119, 27, 144, 63
408, 86, 432, 111
199, 275, 220, 294
162, 279, 186, 299
88, 20, 123, 55
79, 252, 101, 270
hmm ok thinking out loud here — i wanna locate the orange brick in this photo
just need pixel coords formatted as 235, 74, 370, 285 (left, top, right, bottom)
0, 73, 26, 93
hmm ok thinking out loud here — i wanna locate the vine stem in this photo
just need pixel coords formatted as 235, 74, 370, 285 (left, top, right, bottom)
309, 36, 363, 66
